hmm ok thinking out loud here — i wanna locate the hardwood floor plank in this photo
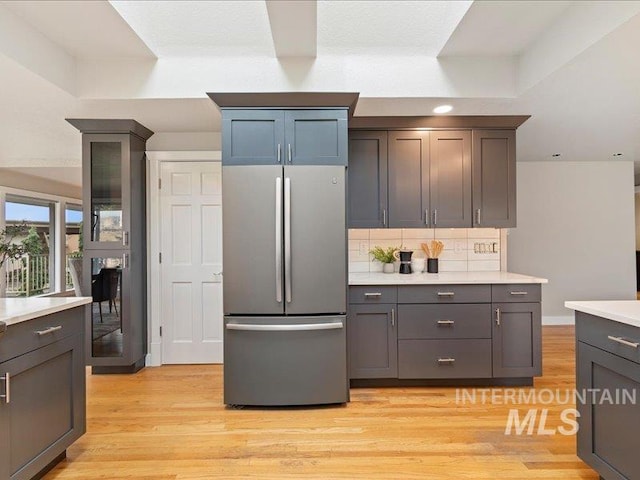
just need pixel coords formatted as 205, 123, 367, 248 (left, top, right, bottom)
43, 326, 598, 479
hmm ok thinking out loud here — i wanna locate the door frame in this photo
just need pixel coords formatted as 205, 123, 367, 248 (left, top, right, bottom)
146, 151, 221, 366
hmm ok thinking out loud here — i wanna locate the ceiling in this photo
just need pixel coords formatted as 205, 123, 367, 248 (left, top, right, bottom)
0, 0, 639, 187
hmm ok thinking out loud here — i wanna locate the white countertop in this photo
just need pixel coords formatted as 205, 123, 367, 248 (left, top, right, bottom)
0, 297, 92, 326
349, 271, 548, 285
565, 300, 640, 328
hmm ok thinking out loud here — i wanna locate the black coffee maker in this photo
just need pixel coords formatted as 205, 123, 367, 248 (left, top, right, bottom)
395, 250, 413, 274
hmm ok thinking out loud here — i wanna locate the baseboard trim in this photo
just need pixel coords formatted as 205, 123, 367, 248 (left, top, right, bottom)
542, 315, 574, 326
147, 341, 161, 366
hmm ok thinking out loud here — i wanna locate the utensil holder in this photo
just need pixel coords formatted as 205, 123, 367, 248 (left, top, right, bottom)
427, 258, 439, 273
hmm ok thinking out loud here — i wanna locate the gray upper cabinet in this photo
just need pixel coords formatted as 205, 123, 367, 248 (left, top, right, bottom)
222, 110, 285, 165
285, 110, 348, 165
388, 131, 430, 228
430, 130, 472, 227
472, 129, 516, 227
81, 134, 131, 251
222, 109, 347, 166
348, 131, 388, 228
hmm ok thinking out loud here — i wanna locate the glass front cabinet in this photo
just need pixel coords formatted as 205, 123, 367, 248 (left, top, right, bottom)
68, 119, 153, 373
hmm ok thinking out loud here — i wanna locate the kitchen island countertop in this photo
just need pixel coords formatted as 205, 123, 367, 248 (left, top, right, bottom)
0, 296, 92, 326
565, 300, 640, 328
349, 271, 548, 286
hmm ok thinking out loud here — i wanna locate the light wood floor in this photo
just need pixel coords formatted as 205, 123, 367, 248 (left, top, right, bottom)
45, 326, 597, 480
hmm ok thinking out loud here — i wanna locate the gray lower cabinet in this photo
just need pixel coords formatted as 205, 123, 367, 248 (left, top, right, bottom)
347, 304, 397, 379
492, 302, 542, 378
348, 131, 388, 228
576, 312, 640, 480
0, 308, 86, 480
348, 284, 542, 382
472, 129, 516, 228
222, 109, 348, 166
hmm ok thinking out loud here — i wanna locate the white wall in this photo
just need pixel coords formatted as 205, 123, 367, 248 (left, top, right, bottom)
508, 161, 636, 324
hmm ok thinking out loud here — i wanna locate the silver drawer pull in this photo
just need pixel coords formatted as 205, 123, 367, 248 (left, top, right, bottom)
0, 373, 9, 404
35, 325, 63, 336
438, 358, 456, 364
437, 320, 455, 325
227, 322, 343, 332
510, 291, 528, 296
364, 292, 382, 297
437, 292, 455, 297
607, 336, 639, 349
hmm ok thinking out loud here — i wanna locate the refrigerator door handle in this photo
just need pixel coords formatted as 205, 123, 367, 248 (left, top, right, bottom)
284, 177, 292, 303
275, 176, 283, 303
226, 322, 343, 332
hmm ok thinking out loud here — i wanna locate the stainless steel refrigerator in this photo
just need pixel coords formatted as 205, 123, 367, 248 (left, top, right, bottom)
222, 164, 348, 406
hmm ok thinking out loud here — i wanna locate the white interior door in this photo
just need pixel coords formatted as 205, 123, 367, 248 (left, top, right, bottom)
160, 161, 223, 363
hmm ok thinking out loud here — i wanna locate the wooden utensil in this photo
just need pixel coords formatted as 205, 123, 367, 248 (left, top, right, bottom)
421, 242, 431, 258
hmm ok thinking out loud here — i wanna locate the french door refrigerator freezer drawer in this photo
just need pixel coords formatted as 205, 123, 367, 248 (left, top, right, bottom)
223, 316, 348, 406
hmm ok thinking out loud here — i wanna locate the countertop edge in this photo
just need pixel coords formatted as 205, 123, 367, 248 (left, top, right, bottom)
565, 300, 640, 328
348, 271, 548, 286
2, 297, 92, 326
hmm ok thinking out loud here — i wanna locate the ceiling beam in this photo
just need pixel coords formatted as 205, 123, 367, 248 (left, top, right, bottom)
0, 3, 76, 95
265, 0, 317, 58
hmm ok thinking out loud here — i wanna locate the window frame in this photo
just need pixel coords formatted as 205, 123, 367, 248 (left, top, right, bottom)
0, 186, 82, 297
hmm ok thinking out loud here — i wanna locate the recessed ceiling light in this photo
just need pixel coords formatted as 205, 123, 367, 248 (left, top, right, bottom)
552, 153, 561, 157
433, 105, 453, 114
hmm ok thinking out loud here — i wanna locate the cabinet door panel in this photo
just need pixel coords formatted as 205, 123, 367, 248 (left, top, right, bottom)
222, 110, 285, 165
430, 130, 471, 227
577, 342, 640, 480
348, 304, 397, 379
82, 134, 131, 250
388, 131, 430, 228
348, 131, 388, 228
492, 302, 541, 377
472, 130, 516, 227
0, 334, 85, 480
285, 110, 347, 165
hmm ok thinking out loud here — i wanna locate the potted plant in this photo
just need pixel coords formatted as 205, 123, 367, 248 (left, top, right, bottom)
369, 245, 400, 273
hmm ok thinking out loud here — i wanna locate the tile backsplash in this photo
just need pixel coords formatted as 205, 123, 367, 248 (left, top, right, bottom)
349, 228, 503, 273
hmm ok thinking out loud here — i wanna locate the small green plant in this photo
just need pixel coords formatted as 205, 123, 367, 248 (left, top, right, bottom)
369, 245, 401, 264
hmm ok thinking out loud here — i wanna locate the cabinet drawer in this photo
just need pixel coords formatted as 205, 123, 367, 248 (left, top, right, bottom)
349, 286, 397, 304
397, 304, 491, 340
576, 312, 640, 365
398, 339, 492, 379
492, 284, 541, 303
397, 285, 490, 304
0, 307, 85, 363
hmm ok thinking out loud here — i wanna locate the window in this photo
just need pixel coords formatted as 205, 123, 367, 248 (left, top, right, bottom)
66, 205, 83, 291
4, 196, 56, 297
